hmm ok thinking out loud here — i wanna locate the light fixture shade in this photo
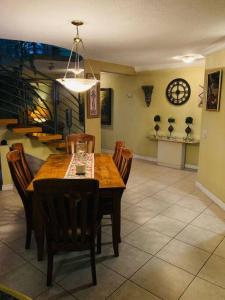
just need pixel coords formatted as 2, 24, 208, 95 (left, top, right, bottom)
56, 78, 99, 93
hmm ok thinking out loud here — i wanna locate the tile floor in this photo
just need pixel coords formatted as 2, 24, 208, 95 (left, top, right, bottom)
1, 159, 225, 299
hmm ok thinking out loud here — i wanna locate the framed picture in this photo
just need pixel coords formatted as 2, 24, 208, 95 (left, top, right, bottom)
86, 73, 100, 118
101, 88, 112, 125
206, 69, 223, 111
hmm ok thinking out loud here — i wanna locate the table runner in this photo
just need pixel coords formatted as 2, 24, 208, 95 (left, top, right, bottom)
64, 153, 94, 179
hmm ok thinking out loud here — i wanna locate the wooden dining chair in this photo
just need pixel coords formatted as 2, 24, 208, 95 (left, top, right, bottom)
33, 178, 101, 286
99, 148, 133, 254
10, 143, 33, 182
117, 148, 133, 185
112, 140, 125, 168
7, 150, 33, 249
66, 133, 95, 154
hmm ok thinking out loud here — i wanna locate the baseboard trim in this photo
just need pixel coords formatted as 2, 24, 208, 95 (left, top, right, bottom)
101, 148, 113, 154
2, 184, 14, 191
101, 148, 197, 169
196, 181, 225, 211
185, 164, 198, 170
133, 154, 157, 162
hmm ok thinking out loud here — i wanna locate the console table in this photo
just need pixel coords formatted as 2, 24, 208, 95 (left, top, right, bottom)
147, 136, 199, 169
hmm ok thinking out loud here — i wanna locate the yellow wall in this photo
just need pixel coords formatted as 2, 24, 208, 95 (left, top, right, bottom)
197, 49, 225, 202
101, 65, 204, 165
84, 60, 136, 152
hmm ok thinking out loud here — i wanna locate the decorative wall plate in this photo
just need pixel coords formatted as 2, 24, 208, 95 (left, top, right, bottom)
166, 78, 191, 105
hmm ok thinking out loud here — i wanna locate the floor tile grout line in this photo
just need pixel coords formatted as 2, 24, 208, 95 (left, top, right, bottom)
178, 235, 225, 299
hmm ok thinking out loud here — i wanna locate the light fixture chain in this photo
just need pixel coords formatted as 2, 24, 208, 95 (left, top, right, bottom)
64, 41, 76, 79
80, 40, 97, 80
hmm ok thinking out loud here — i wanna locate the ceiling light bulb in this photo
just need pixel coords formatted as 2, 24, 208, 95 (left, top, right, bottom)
173, 54, 204, 64
182, 56, 195, 63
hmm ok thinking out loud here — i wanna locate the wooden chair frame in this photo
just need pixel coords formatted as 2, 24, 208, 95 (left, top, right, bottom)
33, 178, 101, 286
7, 150, 33, 249
66, 133, 95, 154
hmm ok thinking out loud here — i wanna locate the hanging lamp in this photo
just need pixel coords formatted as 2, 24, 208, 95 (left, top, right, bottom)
56, 21, 99, 93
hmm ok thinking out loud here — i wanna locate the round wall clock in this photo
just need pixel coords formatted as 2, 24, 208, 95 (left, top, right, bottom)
166, 78, 191, 105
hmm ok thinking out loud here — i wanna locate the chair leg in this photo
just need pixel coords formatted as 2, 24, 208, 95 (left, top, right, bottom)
97, 226, 101, 254
25, 225, 32, 249
90, 242, 97, 285
47, 253, 54, 286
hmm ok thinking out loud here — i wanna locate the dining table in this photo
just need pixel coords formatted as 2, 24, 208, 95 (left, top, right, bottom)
27, 153, 126, 259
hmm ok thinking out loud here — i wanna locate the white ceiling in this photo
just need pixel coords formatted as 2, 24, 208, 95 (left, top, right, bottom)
1, 0, 225, 71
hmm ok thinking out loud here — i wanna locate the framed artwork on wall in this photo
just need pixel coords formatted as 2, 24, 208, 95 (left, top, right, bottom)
86, 73, 100, 118
100, 88, 112, 125
206, 69, 223, 111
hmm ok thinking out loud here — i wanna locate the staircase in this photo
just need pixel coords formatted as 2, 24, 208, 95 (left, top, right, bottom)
0, 63, 84, 148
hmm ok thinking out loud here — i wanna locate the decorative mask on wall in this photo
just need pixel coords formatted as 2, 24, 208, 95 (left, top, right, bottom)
142, 85, 154, 107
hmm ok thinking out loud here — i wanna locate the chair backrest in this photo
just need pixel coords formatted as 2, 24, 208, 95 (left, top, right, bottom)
113, 140, 125, 168
7, 150, 30, 205
66, 133, 95, 154
118, 148, 133, 185
10, 143, 33, 183
33, 178, 99, 250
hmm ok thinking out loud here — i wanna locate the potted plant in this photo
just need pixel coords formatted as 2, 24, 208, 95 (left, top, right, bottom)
153, 115, 161, 136
168, 117, 175, 138
185, 116, 193, 140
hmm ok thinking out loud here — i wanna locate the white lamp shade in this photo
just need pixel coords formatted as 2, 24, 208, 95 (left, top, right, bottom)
56, 78, 99, 93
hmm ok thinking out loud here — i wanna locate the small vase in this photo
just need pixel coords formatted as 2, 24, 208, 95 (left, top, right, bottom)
185, 125, 192, 140
168, 124, 174, 137
154, 123, 160, 137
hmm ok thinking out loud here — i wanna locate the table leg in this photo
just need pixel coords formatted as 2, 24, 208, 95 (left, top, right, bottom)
33, 196, 45, 261
111, 189, 122, 257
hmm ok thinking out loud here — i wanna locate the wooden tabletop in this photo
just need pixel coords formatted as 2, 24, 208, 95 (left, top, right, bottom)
27, 153, 125, 191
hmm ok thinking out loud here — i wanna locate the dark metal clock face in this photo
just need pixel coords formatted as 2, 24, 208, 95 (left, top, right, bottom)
166, 78, 191, 105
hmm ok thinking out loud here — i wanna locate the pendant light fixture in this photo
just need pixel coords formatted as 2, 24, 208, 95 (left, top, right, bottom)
56, 21, 99, 93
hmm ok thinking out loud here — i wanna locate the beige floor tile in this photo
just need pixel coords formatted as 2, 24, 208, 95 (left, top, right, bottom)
100, 242, 151, 278
214, 239, 225, 259
180, 277, 225, 300
203, 203, 225, 219
131, 257, 194, 300
142, 214, 186, 237
35, 285, 76, 299
6, 236, 37, 261
176, 224, 224, 253
178, 194, 211, 212
152, 189, 183, 204
102, 218, 139, 238
199, 254, 225, 288
0, 244, 26, 276
59, 263, 126, 300
192, 214, 225, 235
122, 205, 158, 225
137, 197, 172, 213
108, 280, 160, 300
124, 227, 171, 254
0, 263, 47, 298
121, 191, 147, 205
162, 204, 200, 223
0, 221, 26, 242
156, 239, 210, 275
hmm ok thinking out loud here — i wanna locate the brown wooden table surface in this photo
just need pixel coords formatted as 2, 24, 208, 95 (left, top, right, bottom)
27, 153, 125, 258
27, 153, 125, 191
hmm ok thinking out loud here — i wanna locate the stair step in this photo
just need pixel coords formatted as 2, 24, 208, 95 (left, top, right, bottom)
0, 119, 18, 126
48, 141, 66, 150
28, 133, 62, 142
11, 126, 42, 134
